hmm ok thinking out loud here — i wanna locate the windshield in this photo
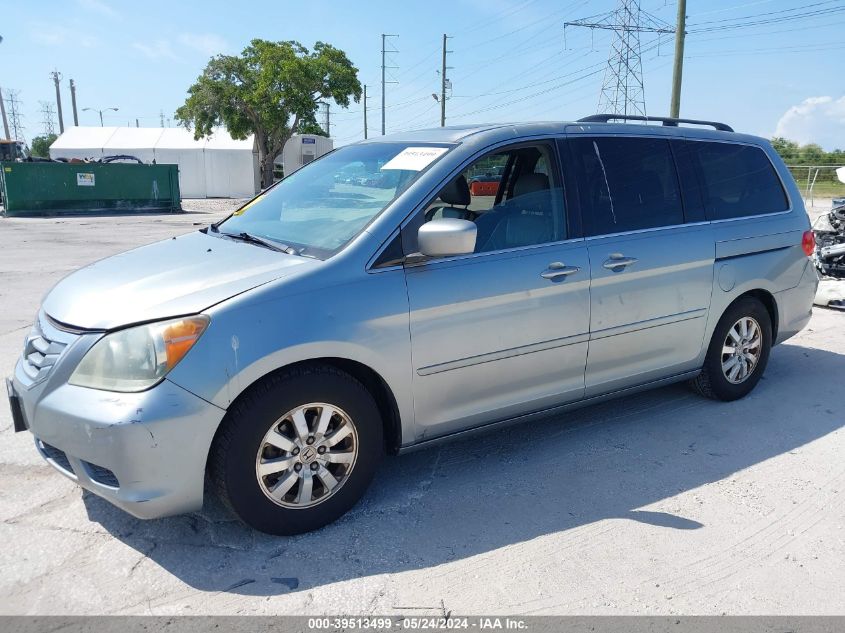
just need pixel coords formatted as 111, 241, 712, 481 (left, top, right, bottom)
217, 142, 452, 258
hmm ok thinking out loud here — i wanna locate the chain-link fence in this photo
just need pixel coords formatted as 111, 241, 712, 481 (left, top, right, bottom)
786, 165, 845, 206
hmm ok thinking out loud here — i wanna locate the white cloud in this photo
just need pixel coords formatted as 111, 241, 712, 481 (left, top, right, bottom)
178, 32, 229, 57
774, 96, 845, 150
132, 39, 179, 61
77, 0, 118, 18
30, 26, 67, 46
30, 25, 98, 48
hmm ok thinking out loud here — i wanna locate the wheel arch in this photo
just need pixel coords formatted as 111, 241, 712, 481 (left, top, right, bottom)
211, 357, 404, 457
734, 288, 779, 342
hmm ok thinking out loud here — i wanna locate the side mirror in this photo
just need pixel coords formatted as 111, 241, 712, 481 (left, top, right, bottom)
418, 218, 477, 258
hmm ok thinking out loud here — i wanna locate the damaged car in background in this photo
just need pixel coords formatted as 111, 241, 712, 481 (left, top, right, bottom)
812, 166, 845, 310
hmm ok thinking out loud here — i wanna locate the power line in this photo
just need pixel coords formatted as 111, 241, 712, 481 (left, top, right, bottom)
448, 34, 667, 122
688, 1, 845, 33
689, 0, 842, 26
358, 0, 589, 125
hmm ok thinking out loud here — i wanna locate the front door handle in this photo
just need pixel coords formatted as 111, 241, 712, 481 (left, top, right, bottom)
602, 253, 638, 272
541, 262, 580, 281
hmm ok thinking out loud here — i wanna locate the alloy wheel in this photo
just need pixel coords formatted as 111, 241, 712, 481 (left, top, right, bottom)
255, 402, 358, 509
721, 316, 762, 384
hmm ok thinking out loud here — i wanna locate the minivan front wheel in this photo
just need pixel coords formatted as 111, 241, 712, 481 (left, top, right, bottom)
690, 297, 772, 401
210, 365, 383, 535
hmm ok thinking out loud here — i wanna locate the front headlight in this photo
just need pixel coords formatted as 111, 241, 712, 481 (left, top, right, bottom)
69, 315, 209, 392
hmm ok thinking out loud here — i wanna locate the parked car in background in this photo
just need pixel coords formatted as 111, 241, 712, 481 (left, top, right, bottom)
8, 116, 817, 535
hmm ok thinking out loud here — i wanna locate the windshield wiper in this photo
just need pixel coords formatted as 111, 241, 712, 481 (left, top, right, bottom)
218, 231, 299, 255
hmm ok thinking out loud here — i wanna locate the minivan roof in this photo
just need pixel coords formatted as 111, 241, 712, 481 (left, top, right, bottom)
365, 118, 767, 148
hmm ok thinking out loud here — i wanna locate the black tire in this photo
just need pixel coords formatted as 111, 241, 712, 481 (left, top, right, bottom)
209, 365, 383, 535
689, 297, 772, 401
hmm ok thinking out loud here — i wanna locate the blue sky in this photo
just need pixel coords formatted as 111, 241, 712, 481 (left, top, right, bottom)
3, 0, 845, 149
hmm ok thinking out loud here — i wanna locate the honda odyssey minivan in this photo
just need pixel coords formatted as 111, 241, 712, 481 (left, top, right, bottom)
7, 115, 819, 534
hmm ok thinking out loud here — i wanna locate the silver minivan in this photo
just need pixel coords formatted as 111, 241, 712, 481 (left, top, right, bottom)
7, 116, 819, 534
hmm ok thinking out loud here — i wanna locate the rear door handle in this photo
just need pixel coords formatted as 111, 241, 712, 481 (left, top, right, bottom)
602, 253, 638, 272
541, 262, 580, 281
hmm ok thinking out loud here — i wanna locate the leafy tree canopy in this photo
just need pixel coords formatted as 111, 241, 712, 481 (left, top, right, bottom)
772, 137, 844, 165
297, 119, 328, 137
176, 39, 360, 186
30, 134, 57, 158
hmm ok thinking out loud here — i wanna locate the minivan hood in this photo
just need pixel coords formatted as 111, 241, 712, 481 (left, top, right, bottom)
42, 230, 316, 330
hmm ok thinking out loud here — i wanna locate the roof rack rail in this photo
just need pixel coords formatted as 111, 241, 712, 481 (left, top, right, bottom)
577, 114, 734, 133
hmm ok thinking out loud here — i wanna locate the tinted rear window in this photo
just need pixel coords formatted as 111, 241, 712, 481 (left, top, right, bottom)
686, 141, 789, 220
571, 137, 684, 236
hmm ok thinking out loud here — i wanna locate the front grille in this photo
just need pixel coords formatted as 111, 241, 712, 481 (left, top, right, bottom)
83, 461, 120, 488
19, 313, 76, 386
37, 439, 75, 476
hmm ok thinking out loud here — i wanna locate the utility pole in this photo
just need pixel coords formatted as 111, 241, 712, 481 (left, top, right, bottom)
69, 79, 79, 126
50, 70, 65, 133
39, 101, 57, 136
136, 118, 139, 128
363, 84, 368, 139
440, 34, 452, 127
381, 34, 398, 135
0, 87, 10, 139
669, 0, 686, 118
160, 110, 165, 127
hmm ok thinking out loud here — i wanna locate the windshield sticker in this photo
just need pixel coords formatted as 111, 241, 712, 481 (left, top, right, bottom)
380, 147, 448, 172
232, 194, 264, 216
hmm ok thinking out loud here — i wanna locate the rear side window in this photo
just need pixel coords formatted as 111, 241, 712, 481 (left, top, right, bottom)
686, 141, 789, 220
571, 137, 684, 236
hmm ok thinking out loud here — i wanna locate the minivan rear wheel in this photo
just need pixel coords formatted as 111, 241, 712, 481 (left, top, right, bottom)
690, 297, 772, 401
209, 365, 383, 535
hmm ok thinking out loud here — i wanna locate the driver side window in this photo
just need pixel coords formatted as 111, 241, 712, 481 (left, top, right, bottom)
412, 143, 566, 255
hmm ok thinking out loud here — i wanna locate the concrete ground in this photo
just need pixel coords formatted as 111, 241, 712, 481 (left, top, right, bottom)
0, 201, 843, 616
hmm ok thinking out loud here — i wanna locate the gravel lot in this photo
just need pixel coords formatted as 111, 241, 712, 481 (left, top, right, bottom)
0, 201, 843, 615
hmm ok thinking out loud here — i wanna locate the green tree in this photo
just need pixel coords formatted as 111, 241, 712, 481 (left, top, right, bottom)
30, 134, 57, 158
296, 119, 327, 137
176, 39, 361, 187
800, 143, 825, 164
771, 137, 799, 163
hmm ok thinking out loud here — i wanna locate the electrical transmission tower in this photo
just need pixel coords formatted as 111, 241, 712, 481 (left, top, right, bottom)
5, 90, 25, 142
565, 0, 674, 117
321, 101, 331, 137
39, 101, 57, 136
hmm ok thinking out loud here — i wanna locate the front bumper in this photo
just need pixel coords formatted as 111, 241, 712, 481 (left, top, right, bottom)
11, 357, 226, 519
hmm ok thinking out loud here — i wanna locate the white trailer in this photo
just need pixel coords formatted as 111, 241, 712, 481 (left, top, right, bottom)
280, 134, 333, 177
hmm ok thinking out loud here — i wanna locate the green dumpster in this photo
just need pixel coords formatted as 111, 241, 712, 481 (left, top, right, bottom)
0, 161, 181, 216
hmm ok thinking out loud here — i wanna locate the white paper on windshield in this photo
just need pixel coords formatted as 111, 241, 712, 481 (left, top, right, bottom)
381, 147, 448, 171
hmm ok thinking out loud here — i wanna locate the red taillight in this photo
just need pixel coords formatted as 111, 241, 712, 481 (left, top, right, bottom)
802, 230, 816, 257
